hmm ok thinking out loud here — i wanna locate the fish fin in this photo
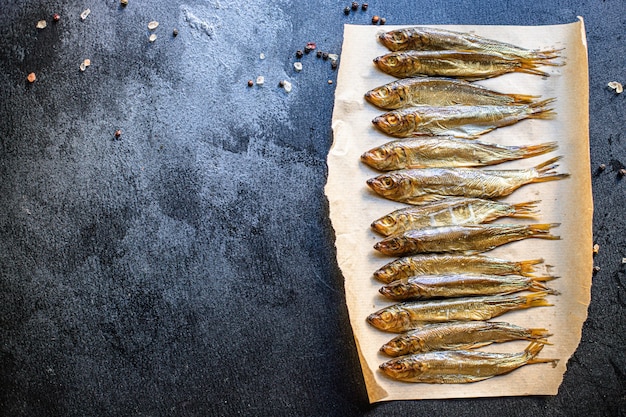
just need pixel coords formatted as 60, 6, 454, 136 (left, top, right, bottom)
532, 156, 570, 183
527, 98, 557, 120
524, 342, 559, 367
506, 93, 541, 104
528, 223, 561, 240
521, 291, 553, 309
404, 194, 451, 205
528, 328, 553, 340
530, 276, 560, 294
518, 258, 544, 276
519, 141, 559, 158
510, 200, 541, 218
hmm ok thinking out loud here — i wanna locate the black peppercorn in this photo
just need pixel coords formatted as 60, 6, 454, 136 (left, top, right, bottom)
351, 2, 359, 10
343, 6, 350, 15
380, 17, 387, 25
296, 50, 303, 58
361, 3, 368, 11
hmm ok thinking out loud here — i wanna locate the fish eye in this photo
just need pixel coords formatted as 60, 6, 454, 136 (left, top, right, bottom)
380, 216, 396, 226
378, 87, 390, 98
381, 177, 395, 188
385, 56, 398, 66
393, 32, 406, 43
381, 311, 392, 322
386, 114, 400, 126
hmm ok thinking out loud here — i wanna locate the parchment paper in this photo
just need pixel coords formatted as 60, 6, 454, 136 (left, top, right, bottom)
326, 19, 591, 402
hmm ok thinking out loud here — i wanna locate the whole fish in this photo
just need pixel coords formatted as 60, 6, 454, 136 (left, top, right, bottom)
380, 321, 551, 357
373, 50, 556, 80
374, 223, 560, 257
367, 292, 552, 333
371, 197, 539, 236
374, 254, 545, 284
364, 77, 539, 110
379, 274, 558, 301
378, 26, 561, 61
361, 137, 558, 171
372, 100, 555, 139
379, 341, 558, 383
366, 157, 569, 205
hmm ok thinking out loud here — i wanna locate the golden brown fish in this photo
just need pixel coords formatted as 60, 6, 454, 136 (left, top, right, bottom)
374, 50, 557, 80
366, 157, 568, 204
372, 100, 555, 139
378, 26, 561, 61
379, 341, 558, 383
380, 321, 551, 357
371, 197, 539, 236
379, 274, 558, 301
374, 223, 560, 257
367, 292, 552, 333
364, 77, 539, 110
374, 254, 544, 284
361, 137, 558, 171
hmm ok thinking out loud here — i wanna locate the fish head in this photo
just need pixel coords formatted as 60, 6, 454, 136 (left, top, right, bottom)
374, 236, 405, 256
378, 30, 411, 51
367, 307, 407, 332
374, 53, 401, 73
378, 281, 407, 300
371, 213, 399, 236
380, 335, 415, 356
366, 173, 402, 197
373, 260, 404, 283
380, 356, 424, 380
364, 84, 401, 109
372, 111, 415, 137
360, 144, 397, 171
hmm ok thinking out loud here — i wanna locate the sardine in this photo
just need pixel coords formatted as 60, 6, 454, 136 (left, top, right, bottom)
380, 321, 551, 357
374, 254, 545, 284
373, 50, 555, 80
378, 26, 561, 61
366, 157, 569, 205
379, 274, 558, 301
372, 100, 555, 139
364, 77, 539, 110
379, 341, 558, 383
367, 292, 552, 333
374, 223, 560, 257
371, 197, 539, 236
361, 137, 558, 171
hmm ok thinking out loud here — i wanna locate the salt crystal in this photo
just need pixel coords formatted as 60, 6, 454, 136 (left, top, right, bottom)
283, 80, 292, 93
256, 76, 264, 86
36, 20, 47, 29
608, 81, 623, 94
293, 62, 302, 72
149, 34, 157, 42
80, 9, 91, 20
148, 21, 159, 30
327, 53, 339, 62
259, 53, 265, 60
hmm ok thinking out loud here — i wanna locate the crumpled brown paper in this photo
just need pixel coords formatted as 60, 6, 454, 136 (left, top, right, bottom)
326, 19, 591, 402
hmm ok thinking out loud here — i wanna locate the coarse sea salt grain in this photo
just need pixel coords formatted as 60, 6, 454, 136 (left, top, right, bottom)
293, 62, 302, 72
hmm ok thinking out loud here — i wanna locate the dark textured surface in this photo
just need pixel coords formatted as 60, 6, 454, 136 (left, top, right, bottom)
0, 1, 624, 416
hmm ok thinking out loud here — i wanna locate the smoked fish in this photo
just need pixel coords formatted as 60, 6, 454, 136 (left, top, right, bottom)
366, 157, 569, 205
380, 321, 551, 357
379, 274, 558, 301
374, 223, 560, 257
371, 197, 539, 236
364, 77, 539, 110
373, 254, 545, 284
373, 50, 556, 80
378, 26, 561, 61
371, 100, 555, 139
367, 292, 552, 333
379, 341, 558, 383
361, 137, 558, 170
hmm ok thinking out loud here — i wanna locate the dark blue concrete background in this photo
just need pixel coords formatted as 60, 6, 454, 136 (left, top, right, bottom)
0, 0, 624, 416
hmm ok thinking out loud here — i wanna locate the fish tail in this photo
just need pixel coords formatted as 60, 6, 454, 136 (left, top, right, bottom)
525, 341, 559, 367
515, 61, 551, 77
517, 258, 544, 276
530, 276, 561, 294
528, 328, 553, 340
519, 141, 559, 158
510, 200, 541, 218
532, 156, 570, 183
531, 48, 566, 65
520, 291, 553, 309
505, 93, 541, 104
528, 223, 561, 240
527, 98, 557, 120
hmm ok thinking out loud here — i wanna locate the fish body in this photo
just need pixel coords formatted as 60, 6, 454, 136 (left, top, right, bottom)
379, 341, 558, 383
371, 197, 539, 236
364, 77, 538, 110
378, 26, 561, 61
379, 274, 557, 301
361, 137, 558, 171
373, 50, 553, 80
380, 321, 551, 357
366, 157, 569, 204
374, 254, 544, 284
374, 223, 560, 257
372, 100, 555, 139
367, 292, 551, 333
